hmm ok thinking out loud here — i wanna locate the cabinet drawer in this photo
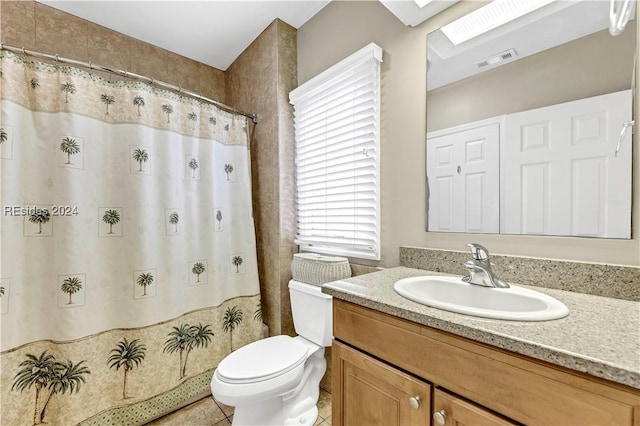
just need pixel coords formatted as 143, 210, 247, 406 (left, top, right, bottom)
333, 299, 640, 425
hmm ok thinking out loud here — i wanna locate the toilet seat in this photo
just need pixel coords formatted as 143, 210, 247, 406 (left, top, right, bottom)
216, 335, 309, 384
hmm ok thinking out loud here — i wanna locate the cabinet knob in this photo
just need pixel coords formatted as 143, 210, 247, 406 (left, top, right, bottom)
408, 395, 421, 409
433, 409, 447, 425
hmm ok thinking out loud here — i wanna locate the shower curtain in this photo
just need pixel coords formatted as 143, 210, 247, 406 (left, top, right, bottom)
0, 50, 263, 425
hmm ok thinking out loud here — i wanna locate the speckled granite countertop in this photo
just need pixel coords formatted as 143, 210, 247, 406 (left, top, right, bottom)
322, 267, 640, 390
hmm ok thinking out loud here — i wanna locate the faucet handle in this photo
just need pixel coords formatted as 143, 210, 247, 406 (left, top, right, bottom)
467, 243, 489, 260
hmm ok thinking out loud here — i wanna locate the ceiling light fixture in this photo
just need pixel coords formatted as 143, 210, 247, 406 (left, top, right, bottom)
441, 0, 555, 46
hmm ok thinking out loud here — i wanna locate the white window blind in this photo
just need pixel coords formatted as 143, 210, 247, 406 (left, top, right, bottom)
290, 43, 382, 260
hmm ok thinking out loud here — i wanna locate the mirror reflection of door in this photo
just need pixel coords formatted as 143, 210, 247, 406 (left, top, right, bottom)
427, 121, 501, 233
426, 0, 635, 238
502, 90, 631, 238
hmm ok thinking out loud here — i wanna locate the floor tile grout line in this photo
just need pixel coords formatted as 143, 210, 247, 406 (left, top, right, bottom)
212, 398, 232, 423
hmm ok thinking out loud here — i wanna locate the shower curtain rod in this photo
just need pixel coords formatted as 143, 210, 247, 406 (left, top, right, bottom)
1, 44, 260, 124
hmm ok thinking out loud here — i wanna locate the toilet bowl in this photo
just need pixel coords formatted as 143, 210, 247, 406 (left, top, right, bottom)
211, 280, 333, 425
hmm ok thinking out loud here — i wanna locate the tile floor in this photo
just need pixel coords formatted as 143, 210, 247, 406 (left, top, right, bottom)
147, 389, 332, 426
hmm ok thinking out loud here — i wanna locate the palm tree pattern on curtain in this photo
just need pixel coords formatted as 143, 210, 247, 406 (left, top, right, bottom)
1, 50, 261, 425
60, 82, 76, 103
60, 137, 80, 164
224, 163, 234, 181
163, 323, 214, 379
231, 255, 244, 273
60, 277, 82, 305
222, 306, 243, 352
136, 272, 154, 296
254, 303, 262, 322
28, 209, 51, 234
191, 262, 205, 283
169, 211, 179, 232
132, 148, 149, 172
100, 94, 115, 115
162, 104, 173, 123
102, 209, 121, 234
107, 338, 146, 399
133, 96, 145, 116
188, 157, 199, 178
12, 351, 90, 425
188, 112, 198, 130
215, 210, 223, 229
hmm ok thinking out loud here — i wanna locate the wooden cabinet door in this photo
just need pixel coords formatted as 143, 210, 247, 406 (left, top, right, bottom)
433, 388, 519, 426
333, 341, 431, 426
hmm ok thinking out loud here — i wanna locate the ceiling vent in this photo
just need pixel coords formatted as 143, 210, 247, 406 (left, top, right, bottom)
475, 48, 518, 69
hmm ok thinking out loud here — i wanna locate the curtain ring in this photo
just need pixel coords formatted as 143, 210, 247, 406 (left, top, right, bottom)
21, 46, 26, 55
88, 61, 93, 71
55, 54, 59, 63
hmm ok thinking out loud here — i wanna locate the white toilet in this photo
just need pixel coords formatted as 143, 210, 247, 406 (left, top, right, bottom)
211, 279, 332, 425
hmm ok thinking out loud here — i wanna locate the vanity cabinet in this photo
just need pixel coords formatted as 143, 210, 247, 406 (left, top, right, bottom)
332, 299, 640, 426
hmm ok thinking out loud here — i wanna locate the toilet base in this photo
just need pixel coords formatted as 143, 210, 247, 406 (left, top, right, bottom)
230, 399, 318, 426
227, 345, 326, 425
284, 405, 318, 426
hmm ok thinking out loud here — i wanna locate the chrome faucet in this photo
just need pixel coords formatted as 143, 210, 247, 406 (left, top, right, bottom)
462, 243, 510, 288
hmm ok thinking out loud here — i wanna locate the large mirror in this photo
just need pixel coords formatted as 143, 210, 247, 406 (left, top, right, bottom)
426, 0, 636, 238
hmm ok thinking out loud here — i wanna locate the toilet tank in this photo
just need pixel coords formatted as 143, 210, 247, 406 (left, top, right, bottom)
289, 280, 333, 347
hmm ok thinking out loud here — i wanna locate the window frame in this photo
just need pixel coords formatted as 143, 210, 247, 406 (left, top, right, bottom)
290, 43, 383, 261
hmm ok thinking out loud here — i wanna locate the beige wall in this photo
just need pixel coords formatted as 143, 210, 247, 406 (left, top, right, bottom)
298, 0, 640, 268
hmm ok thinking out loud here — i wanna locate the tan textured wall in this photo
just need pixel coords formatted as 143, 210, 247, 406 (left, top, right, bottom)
298, 0, 640, 267
0, 1, 226, 102
276, 23, 299, 338
226, 20, 297, 338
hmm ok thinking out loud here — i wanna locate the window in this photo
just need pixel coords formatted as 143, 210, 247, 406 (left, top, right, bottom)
290, 43, 382, 260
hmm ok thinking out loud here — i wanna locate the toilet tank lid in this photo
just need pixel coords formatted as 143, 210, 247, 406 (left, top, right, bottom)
216, 335, 309, 383
291, 253, 351, 285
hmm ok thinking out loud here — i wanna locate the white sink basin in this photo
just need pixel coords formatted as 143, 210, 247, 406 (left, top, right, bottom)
394, 276, 569, 321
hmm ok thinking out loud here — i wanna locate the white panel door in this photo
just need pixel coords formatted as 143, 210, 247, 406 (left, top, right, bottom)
502, 90, 632, 238
427, 121, 501, 233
